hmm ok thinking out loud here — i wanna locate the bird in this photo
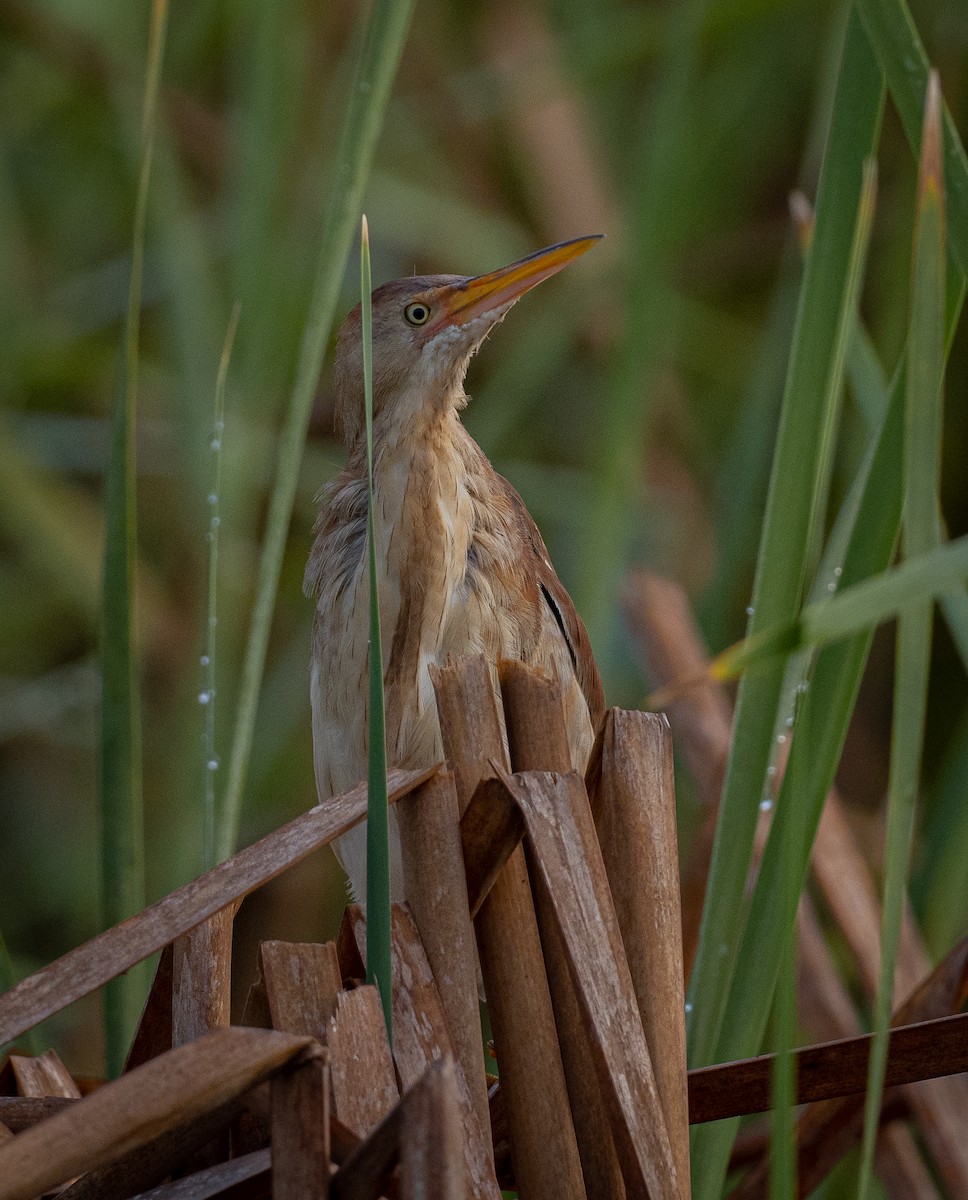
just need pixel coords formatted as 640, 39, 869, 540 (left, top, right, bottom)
304, 236, 606, 901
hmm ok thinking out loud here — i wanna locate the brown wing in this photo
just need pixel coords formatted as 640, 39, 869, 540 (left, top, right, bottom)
497, 474, 607, 728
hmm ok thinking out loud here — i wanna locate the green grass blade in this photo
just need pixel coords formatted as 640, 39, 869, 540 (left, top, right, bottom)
201, 304, 240, 874
100, 0, 168, 1079
360, 216, 391, 1039
855, 0, 968, 278
686, 8, 883, 1078
709, 534, 968, 676
218, 0, 416, 862
857, 71, 947, 1200
690, 271, 965, 1199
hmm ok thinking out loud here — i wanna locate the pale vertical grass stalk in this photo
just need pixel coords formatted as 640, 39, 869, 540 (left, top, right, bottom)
857, 72, 946, 1200
360, 216, 391, 1038
201, 304, 240, 873
100, 0, 168, 1078
218, 0, 416, 863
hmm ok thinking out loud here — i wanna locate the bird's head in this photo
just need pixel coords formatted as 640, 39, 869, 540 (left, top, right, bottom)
333, 235, 601, 449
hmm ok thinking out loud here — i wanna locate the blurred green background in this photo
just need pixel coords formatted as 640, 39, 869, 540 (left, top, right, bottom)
0, 0, 966, 1076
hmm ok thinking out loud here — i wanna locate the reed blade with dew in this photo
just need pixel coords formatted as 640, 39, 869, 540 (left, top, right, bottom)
686, 7, 884, 1080
201, 304, 240, 874
856, 71, 947, 1200
218, 0, 416, 863
100, 0, 168, 1078
360, 216, 392, 1039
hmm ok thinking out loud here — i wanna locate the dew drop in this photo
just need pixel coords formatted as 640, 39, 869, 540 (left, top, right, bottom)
200, 654, 210, 667
746, 605, 755, 616
785, 715, 794, 728
684, 1002, 693, 1014
833, 566, 843, 578
208, 493, 218, 505
777, 733, 786, 745
198, 691, 211, 705
210, 438, 221, 452
767, 764, 777, 778
760, 798, 773, 812
207, 757, 220, 771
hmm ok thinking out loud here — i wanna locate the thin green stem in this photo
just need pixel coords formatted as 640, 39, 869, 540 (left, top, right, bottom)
218, 0, 416, 862
100, 0, 168, 1079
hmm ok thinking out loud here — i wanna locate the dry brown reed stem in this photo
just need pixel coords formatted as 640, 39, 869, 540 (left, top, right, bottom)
400, 1057, 465, 1200
498, 660, 625, 1200
344, 906, 501, 1199
503, 769, 679, 1200
621, 571, 733, 976
0, 767, 434, 1050
587, 709, 690, 1199
396, 771, 490, 1142
330, 1099, 402, 1200
688, 1010, 968, 1123
797, 901, 938, 1200
460, 777, 525, 918
58, 1094, 248, 1200
127, 946, 174, 1070
260, 940, 341, 1040
729, 936, 968, 1199
331, 1058, 462, 1200
172, 903, 235, 1048
430, 656, 586, 1200
127, 1147, 271, 1198
482, 0, 618, 272
0, 1096, 73, 1130
0, 1027, 316, 1200
327, 987, 399, 1137
811, 802, 968, 1193
6, 1049, 80, 1099
270, 1053, 330, 1199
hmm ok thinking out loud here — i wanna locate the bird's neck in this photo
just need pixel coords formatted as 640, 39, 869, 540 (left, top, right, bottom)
369, 405, 482, 561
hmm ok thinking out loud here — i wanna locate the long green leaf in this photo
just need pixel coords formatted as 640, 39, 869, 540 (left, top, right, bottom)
686, 8, 883, 1077
709, 534, 968, 677
855, 0, 968, 278
201, 305, 240, 874
218, 0, 416, 862
100, 0, 168, 1079
360, 217, 391, 1039
857, 70, 946, 1200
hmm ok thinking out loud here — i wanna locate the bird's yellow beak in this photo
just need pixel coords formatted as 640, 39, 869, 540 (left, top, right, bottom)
433, 235, 602, 333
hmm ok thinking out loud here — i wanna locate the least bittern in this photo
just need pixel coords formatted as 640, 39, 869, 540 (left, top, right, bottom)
305, 237, 606, 900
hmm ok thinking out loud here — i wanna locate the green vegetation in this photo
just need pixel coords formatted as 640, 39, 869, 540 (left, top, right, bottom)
1, 2, 966, 1194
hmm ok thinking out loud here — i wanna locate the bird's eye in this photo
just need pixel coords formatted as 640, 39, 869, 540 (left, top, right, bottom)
404, 302, 431, 326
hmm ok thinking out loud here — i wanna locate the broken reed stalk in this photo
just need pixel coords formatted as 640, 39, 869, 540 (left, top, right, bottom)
327, 985, 399, 1138
430, 655, 586, 1200
396, 770, 491, 1143
270, 1051, 330, 1200
498, 659, 625, 1200
400, 1057, 465, 1200
0, 1028, 316, 1200
171, 903, 235, 1047
502, 768, 679, 1200
0, 767, 434, 1050
587, 709, 690, 1199
343, 905, 501, 1198
621, 570, 733, 977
